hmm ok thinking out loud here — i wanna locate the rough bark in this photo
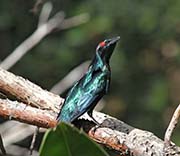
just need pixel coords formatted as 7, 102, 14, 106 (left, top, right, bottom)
0, 67, 63, 113
0, 67, 180, 155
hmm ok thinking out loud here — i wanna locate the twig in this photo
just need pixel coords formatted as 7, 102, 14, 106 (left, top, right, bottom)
0, 2, 89, 70
0, 11, 64, 70
38, 2, 52, 27
59, 13, 90, 30
164, 104, 180, 145
29, 127, 39, 155
164, 104, 180, 155
0, 121, 36, 147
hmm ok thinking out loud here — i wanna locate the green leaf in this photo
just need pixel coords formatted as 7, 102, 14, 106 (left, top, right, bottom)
39, 122, 109, 156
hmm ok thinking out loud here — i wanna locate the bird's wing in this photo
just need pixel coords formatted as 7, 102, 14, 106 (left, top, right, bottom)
58, 85, 100, 122
68, 72, 107, 122
58, 68, 108, 122
69, 92, 99, 122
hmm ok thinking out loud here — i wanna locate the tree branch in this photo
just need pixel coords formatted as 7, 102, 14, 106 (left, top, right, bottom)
0, 68, 180, 155
164, 104, 180, 155
0, 1, 89, 70
0, 67, 63, 113
164, 104, 180, 145
0, 99, 56, 128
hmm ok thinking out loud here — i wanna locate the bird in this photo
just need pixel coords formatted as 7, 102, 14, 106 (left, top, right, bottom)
57, 36, 120, 124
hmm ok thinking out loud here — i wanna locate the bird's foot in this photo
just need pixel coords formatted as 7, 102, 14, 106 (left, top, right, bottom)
91, 116, 100, 126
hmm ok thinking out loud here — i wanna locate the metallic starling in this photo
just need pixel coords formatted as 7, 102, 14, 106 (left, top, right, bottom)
57, 36, 120, 123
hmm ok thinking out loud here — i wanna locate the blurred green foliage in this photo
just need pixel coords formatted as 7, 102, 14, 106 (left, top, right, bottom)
0, 0, 180, 145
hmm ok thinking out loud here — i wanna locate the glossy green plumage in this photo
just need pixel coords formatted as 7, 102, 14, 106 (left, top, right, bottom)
57, 37, 120, 123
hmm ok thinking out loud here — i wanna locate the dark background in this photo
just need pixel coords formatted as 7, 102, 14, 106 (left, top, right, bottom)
0, 0, 180, 146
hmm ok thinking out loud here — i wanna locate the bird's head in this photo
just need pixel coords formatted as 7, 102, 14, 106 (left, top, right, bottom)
96, 36, 120, 63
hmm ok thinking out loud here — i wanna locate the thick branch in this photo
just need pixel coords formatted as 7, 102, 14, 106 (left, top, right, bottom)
78, 112, 180, 156
0, 99, 57, 128
0, 67, 63, 113
0, 68, 180, 155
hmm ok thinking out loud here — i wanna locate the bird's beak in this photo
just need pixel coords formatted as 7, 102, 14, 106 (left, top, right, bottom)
108, 36, 120, 46
103, 36, 120, 62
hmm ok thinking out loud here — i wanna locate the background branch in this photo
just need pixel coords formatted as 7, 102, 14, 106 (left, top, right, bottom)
0, 2, 90, 153
0, 2, 89, 70
50, 61, 90, 94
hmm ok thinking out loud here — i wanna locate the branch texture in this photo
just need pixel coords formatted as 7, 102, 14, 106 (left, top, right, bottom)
0, 67, 180, 155
0, 67, 63, 113
0, 99, 57, 128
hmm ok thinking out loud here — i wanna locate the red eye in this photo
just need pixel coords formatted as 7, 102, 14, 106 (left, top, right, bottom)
99, 41, 106, 47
